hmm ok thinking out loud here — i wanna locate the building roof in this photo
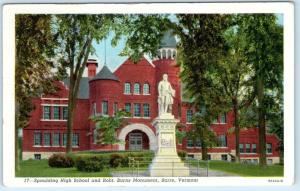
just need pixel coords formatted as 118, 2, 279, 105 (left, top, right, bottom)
90, 65, 119, 82
62, 77, 89, 99
159, 30, 177, 48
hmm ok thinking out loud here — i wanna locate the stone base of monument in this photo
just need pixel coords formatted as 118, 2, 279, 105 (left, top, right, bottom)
149, 155, 190, 177
149, 114, 190, 177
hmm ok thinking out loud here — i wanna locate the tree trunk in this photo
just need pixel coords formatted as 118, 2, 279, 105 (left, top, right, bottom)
201, 140, 208, 160
15, 102, 20, 171
233, 98, 240, 163
257, 76, 267, 167
66, 74, 75, 153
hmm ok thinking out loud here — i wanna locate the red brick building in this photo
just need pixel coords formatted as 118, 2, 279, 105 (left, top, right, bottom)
22, 33, 280, 164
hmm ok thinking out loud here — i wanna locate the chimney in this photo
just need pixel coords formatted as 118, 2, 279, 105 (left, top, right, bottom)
86, 59, 98, 78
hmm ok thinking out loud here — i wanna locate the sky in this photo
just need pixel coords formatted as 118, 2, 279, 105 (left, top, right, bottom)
83, 14, 284, 77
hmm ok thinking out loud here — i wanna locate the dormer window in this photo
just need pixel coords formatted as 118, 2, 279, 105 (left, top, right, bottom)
134, 83, 140, 94
143, 83, 150, 95
124, 83, 131, 94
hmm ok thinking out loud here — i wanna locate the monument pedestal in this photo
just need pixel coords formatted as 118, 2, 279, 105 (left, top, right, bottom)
149, 114, 190, 177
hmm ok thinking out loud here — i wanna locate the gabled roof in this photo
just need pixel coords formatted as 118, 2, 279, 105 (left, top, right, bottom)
62, 77, 89, 99
90, 65, 119, 82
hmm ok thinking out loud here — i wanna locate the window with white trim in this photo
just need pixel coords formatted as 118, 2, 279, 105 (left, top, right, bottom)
53, 106, 60, 120
252, 144, 257, 153
72, 133, 79, 147
217, 135, 227, 147
113, 102, 118, 115
34, 132, 42, 146
143, 103, 150, 117
63, 107, 68, 120
102, 101, 108, 115
134, 103, 141, 117
195, 139, 202, 147
125, 103, 131, 114
239, 144, 244, 153
92, 102, 96, 116
220, 113, 227, 123
63, 133, 67, 146
124, 83, 131, 94
186, 109, 193, 123
44, 133, 51, 146
134, 83, 140, 94
52, 133, 60, 146
187, 139, 194, 148
266, 143, 272, 154
43, 106, 51, 119
245, 143, 251, 153
143, 83, 150, 95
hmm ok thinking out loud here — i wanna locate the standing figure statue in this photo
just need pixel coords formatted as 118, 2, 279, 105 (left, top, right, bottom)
158, 74, 175, 116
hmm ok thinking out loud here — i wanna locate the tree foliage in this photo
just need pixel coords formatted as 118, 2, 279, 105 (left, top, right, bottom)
90, 111, 130, 147
15, 14, 57, 170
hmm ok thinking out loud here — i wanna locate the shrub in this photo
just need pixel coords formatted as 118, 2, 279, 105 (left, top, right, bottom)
109, 154, 123, 168
75, 156, 107, 172
48, 153, 74, 168
178, 150, 187, 161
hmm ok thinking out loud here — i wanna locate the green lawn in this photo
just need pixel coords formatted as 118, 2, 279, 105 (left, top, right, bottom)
16, 159, 283, 177
193, 160, 284, 177
16, 159, 112, 177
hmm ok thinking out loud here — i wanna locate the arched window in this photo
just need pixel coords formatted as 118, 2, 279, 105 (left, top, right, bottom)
134, 83, 140, 94
143, 83, 150, 95
124, 83, 131, 94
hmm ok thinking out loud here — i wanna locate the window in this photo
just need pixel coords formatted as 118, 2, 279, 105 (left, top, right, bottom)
124, 83, 131, 94
220, 113, 227, 123
63, 107, 68, 120
113, 102, 118, 115
186, 109, 193, 123
143, 83, 150, 95
44, 133, 51, 146
34, 132, 42, 146
221, 154, 228, 161
239, 144, 244, 153
134, 83, 140, 94
102, 101, 108, 115
267, 159, 273, 165
252, 159, 258, 164
187, 139, 193, 148
195, 139, 202, 147
53, 133, 60, 146
143, 103, 150, 117
252, 144, 257, 153
53, 106, 60, 120
92, 102, 97, 116
217, 135, 227, 147
245, 144, 251, 153
63, 133, 67, 146
93, 129, 97, 144
34, 154, 41, 160
267, 143, 272, 154
43, 106, 51, 119
207, 154, 211, 160
72, 133, 79, 147
134, 103, 141, 117
125, 103, 131, 113
212, 118, 218, 124
187, 154, 194, 159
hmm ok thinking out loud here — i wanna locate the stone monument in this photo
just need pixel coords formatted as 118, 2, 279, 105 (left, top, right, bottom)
149, 74, 190, 177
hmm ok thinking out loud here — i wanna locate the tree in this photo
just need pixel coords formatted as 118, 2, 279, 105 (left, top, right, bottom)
91, 110, 130, 150
212, 25, 255, 162
15, 14, 57, 170
238, 14, 283, 167
56, 15, 117, 153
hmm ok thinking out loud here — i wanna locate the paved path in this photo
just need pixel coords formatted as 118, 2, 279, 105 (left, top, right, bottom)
111, 167, 239, 177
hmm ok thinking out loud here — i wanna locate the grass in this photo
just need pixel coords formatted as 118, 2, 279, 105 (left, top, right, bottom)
16, 159, 112, 177
191, 160, 284, 177
16, 158, 283, 177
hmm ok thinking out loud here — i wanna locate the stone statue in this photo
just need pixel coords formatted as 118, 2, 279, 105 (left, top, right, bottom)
158, 74, 175, 116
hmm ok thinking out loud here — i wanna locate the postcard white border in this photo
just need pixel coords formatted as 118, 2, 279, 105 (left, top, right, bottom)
2, 2, 294, 187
